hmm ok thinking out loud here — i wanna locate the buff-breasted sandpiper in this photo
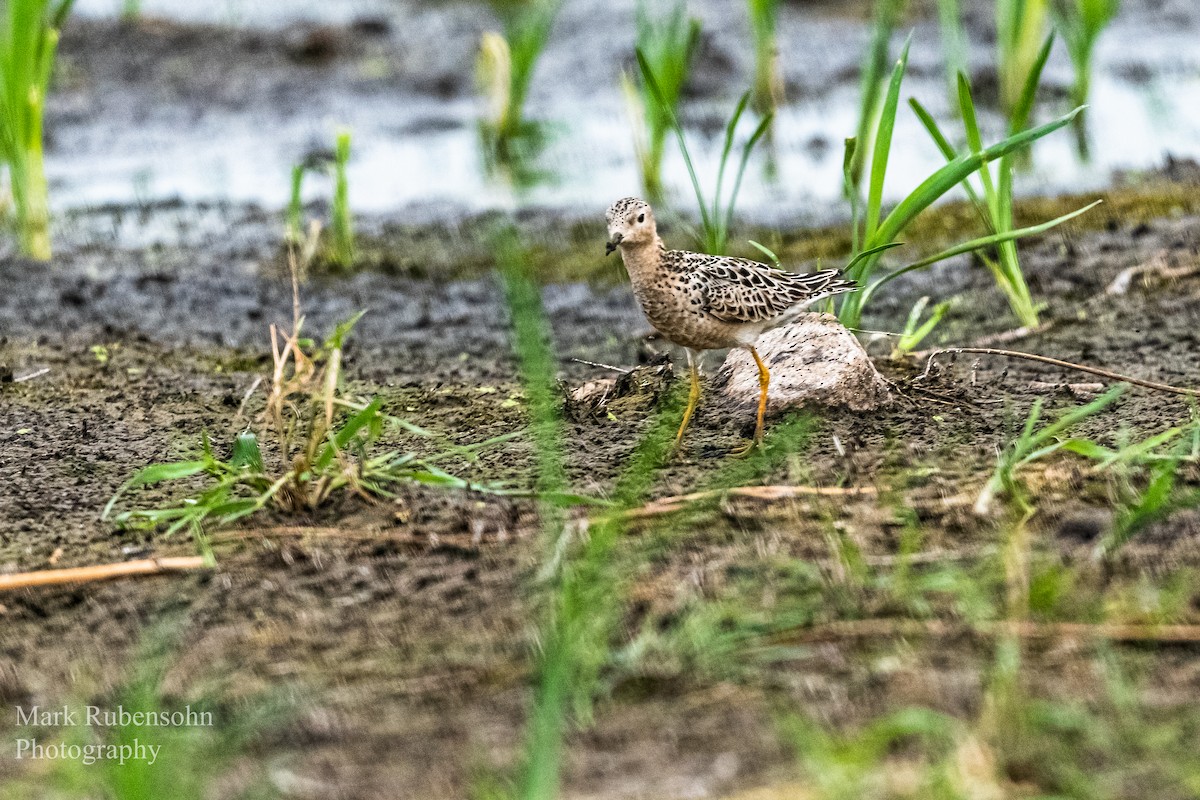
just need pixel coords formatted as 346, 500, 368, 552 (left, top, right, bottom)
605, 197, 857, 452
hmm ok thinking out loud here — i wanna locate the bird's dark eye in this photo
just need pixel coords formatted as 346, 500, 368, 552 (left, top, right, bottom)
637, 213, 645, 223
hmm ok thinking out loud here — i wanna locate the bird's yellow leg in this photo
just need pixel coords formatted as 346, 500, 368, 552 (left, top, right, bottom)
751, 346, 770, 445
732, 346, 770, 457
673, 350, 701, 451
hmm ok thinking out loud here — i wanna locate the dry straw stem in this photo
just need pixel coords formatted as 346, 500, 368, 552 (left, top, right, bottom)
0, 557, 208, 591
777, 618, 1200, 644
920, 347, 1200, 397
619, 484, 878, 521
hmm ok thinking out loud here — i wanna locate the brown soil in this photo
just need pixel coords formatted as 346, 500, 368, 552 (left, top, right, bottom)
2, 4, 1200, 797
3, 187, 1200, 797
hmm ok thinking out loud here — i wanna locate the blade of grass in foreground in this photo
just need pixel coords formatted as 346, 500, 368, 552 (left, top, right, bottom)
498, 226, 821, 797
495, 226, 684, 799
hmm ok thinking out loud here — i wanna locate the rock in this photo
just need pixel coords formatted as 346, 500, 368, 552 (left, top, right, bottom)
716, 314, 891, 412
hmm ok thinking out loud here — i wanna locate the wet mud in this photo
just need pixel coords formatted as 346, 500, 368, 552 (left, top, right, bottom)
3, 0, 1200, 796
3, 186, 1200, 796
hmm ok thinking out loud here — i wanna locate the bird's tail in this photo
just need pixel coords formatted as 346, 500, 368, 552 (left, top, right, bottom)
791, 269, 859, 309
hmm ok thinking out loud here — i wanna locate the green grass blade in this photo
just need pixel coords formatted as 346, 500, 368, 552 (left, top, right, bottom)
870, 106, 1083, 250
956, 72, 997, 207
909, 96, 991, 227
842, 137, 862, 252
864, 40, 911, 243
102, 461, 211, 520
845, 241, 904, 276
713, 92, 750, 227
721, 109, 774, 246
635, 47, 710, 233
314, 397, 384, 470
1010, 33, 1054, 135
858, 199, 1101, 305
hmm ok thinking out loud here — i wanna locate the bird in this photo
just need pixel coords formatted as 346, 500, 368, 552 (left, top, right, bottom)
604, 197, 858, 453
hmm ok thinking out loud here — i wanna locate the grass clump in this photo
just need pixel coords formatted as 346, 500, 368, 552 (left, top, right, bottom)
1063, 410, 1200, 555
907, 45, 1097, 327
104, 239, 502, 556
477, 0, 562, 146
975, 385, 1124, 517
781, 709, 962, 800
0, 0, 72, 260
747, 0, 782, 115
635, 49, 771, 255
623, 0, 700, 200
835, 41, 1096, 330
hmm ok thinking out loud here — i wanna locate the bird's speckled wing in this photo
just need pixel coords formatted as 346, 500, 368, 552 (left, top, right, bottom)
668, 250, 857, 324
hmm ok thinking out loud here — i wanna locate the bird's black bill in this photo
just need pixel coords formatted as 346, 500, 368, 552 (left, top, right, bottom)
605, 233, 623, 255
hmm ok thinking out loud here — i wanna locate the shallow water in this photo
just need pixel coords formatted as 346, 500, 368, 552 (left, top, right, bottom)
51, 0, 1200, 226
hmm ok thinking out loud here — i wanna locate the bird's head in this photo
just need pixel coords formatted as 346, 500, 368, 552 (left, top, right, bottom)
605, 197, 656, 255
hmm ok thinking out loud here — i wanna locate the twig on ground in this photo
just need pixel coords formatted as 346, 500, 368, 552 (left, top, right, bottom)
570, 358, 632, 374
235, 376, 264, 421
906, 323, 1055, 362
777, 618, 1200, 644
1106, 249, 1200, 296
0, 557, 209, 592
619, 484, 877, 520
14, 368, 50, 383
918, 347, 1200, 397
861, 545, 997, 567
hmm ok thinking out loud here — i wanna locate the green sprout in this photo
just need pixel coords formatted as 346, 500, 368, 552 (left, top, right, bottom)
0, 0, 72, 260
996, 0, 1049, 117
286, 161, 307, 245
635, 49, 772, 255
836, 41, 1098, 330
477, 0, 562, 145
285, 131, 355, 267
623, 0, 700, 199
1051, 0, 1120, 156
331, 127, 354, 268
892, 296, 951, 359
974, 385, 1124, 517
747, 0, 783, 115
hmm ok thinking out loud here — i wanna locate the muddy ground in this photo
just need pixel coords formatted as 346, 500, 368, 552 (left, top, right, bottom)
2, 3, 1200, 798
3, 177, 1200, 797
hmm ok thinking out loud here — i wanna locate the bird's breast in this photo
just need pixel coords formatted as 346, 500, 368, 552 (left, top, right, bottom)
630, 275, 744, 351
